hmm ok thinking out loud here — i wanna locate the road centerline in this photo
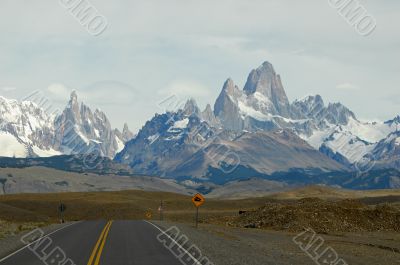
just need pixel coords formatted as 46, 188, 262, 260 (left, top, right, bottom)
94, 220, 113, 265
87, 221, 113, 265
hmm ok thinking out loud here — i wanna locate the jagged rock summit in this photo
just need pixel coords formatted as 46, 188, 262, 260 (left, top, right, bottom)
54, 91, 132, 157
243, 61, 291, 116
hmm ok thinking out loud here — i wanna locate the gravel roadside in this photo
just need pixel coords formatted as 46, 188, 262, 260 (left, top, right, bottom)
153, 221, 400, 265
0, 222, 76, 260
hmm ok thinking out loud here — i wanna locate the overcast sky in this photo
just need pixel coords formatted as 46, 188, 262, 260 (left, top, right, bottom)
0, 0, 399, 131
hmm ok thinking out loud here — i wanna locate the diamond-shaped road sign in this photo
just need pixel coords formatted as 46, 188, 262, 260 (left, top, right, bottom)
145, 211, 152, 219
191, 193, 205, 208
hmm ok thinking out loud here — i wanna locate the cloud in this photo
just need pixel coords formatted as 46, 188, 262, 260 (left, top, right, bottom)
287, 49, 306, 55
159, 79, 211, 99
0, 86, 16, 92
82, 80, 140, 106
336, 83, 359, 90
47, 83, 71, 100
186, 35, 250, 51
47, 81, 141, 105
155, 80, 213, 112
382, 94, 400, 105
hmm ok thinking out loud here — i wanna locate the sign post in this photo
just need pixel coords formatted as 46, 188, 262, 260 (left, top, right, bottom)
191, 193, 205, 228
58, 202, 66, 223
195, 207, 199, 228
158, 200, 164, 221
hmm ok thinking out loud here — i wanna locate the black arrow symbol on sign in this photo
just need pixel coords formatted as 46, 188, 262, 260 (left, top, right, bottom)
194, 197, 202, 202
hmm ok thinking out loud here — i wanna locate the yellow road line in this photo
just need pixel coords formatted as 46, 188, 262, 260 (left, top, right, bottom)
87, 221, 111, 265
94, 220, 113, 265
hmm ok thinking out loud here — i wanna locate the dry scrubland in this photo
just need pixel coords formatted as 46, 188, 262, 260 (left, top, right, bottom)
0, 190, 270, 224
0, 220, 47, 240
0, 186, 399, 239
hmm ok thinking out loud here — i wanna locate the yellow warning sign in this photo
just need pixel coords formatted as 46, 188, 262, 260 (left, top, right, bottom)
191, 193, 205, 208
145, 211, 152, 219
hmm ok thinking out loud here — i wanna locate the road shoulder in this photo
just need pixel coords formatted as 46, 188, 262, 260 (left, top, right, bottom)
0, 222, 74, 260
153, 221, 400, 265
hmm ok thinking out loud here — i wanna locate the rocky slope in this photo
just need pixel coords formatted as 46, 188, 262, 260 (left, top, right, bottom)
0, 167, 193, 195
368, 131, 400, 170
172, 130, 345, 181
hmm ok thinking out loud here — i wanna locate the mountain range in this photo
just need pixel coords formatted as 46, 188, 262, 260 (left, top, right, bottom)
115, 61, 400, 186
0, 91, 133, 158
1, 61, 399, 190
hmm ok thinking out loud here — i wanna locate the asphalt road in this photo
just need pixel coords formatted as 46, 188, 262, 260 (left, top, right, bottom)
0, 220, 197, 265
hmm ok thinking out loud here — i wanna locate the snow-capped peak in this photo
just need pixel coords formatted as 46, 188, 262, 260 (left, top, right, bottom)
0, 95, 60, 157
0, 92, 131, 159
